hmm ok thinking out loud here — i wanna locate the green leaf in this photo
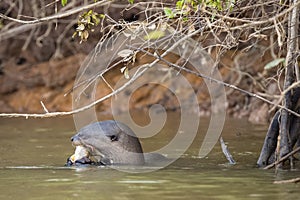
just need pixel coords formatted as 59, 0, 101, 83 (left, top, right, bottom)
99, 14, 105, 19
144, 30, 165, 40
264, 58, 285, 69
87, 10, 93, 16
128, 0, 134, 4
176, 0, 184, 9
91, 14, 100, 25
61, 0, 67, 6
164, 7, 175, 19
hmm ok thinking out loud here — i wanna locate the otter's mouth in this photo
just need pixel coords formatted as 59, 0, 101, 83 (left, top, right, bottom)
65, 143, 103, 166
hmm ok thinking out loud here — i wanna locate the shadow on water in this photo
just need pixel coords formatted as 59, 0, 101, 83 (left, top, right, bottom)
0, 113, 299, 200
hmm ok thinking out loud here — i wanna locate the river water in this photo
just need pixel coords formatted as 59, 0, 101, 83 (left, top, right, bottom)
0, 113, 299, 200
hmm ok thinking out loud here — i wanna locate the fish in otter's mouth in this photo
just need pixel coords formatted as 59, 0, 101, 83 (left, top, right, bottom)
65, 132, 111, 166
65, 145, 88, 166
65, 144, 103, 166
65, 146, 89, 166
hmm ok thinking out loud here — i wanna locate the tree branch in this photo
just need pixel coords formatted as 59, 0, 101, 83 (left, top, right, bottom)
0, 0, 113, 40
277, 0, 299, 169
274, 177, 300, 184
132, 47, 300, 118
228, 1, 300, 30
264, 146, 300, 169
0, 27, 201, 118
0, 0, 113, 24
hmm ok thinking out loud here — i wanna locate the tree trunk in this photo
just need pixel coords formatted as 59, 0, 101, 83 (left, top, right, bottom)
257, 0, 299, 169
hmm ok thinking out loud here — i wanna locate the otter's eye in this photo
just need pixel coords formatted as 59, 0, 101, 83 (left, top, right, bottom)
110, 135, 118, 141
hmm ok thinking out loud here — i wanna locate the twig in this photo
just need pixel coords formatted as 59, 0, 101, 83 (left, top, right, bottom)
0, 0, 112, 41
264, 146, 300, 169
220, 137, 236, 164
274, 177, 300, 184
0, 25, 201, 118
0, 0, 113, 24
0, 2, 299, 119
132, 47, 300, 118
228, 1, 300, 30
270, 81, 300, 113
1, 44, 299, 119
40, 101, 49, 113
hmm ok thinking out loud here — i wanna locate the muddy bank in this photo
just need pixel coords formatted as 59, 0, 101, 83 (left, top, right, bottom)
0, 43, 279, 124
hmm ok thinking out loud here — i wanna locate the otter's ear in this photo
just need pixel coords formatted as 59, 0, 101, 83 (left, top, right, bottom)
110, 135, 118, 141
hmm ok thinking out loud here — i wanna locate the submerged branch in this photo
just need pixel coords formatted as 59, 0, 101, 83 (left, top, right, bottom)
257, 111, 280, 167
264, 146, 300, 169
220, 137, 236, 165
274, 177, 300, 184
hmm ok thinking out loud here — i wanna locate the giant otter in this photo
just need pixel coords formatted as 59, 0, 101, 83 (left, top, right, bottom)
66, 120, 165, 166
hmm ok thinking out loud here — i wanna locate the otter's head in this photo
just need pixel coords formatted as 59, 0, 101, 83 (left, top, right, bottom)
68, 120, 145, 166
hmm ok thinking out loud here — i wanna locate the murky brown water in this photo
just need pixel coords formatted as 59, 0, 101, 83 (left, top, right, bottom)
0, 113, 299, 200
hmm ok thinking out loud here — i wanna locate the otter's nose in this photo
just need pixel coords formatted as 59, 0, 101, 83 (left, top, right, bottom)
71, 135, 81, 145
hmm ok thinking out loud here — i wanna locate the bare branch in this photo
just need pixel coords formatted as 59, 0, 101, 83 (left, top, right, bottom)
264, 146, 300, 169
0, 26, 203, 118
40, 101, 49, 113
0, 0, 113, 41
132, 47, 300, 118
1, 1, 299, 120
228, 1, 300, 30
0, 0, 113, 24
274, 177, 300, 184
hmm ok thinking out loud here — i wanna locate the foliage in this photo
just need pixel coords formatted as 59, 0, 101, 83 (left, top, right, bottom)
264, 58, 285, 70
128, 0, 134, 4
144, 30, 165, 40
67, 0, 236, 43
164, 0, 235, 19
61, 0, 68, 7
72, 10, 105, 43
